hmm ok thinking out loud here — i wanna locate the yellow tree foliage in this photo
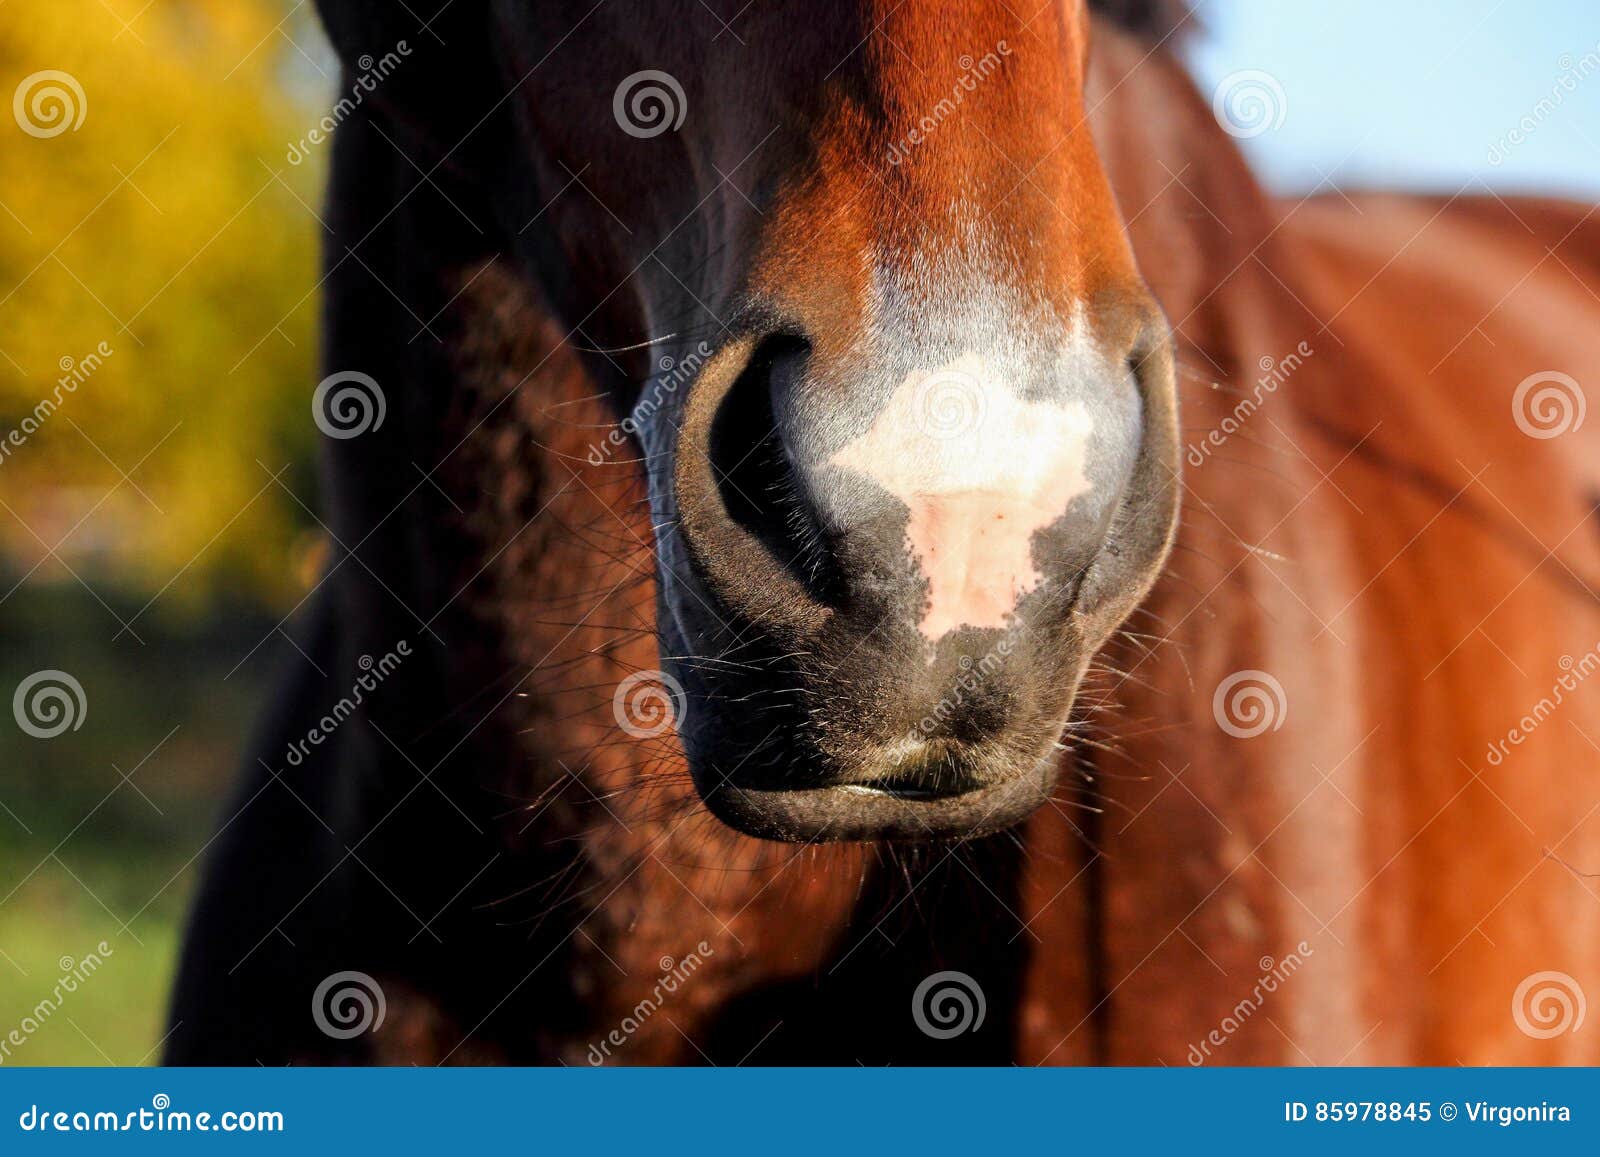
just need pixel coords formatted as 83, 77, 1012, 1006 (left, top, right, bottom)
0, 0, 331, 610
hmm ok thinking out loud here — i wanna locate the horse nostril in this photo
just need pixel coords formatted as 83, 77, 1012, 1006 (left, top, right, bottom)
707, 334, 842, 602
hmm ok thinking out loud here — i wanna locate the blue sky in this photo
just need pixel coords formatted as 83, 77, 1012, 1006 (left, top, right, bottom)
1182, 0, 1600, 198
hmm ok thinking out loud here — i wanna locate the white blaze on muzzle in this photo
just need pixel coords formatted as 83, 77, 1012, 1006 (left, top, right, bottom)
830, 352, 1095, 640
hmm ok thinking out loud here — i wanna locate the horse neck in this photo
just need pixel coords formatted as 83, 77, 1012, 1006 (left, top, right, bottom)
1090, 24, 1286, 354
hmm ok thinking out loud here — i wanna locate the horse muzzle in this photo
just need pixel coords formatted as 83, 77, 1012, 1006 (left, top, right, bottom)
653, 319, 1179, 842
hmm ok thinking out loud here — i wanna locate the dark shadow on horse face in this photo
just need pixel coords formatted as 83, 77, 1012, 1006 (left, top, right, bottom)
342, 1, 1179, 840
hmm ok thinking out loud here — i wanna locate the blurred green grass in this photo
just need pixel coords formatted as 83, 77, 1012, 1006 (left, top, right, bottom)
0, 878, 180, 1066
0, 583, 278, 1065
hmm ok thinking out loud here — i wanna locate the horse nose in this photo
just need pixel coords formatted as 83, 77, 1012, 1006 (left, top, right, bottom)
666, 323, 1175, 839
675, 330, 1146, 644
767, 342, 1143, 645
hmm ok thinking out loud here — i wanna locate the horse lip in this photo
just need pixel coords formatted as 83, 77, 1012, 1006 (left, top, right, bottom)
835, 744, 990, 800
700, 754, 1058, 843
838, 781, 964, 802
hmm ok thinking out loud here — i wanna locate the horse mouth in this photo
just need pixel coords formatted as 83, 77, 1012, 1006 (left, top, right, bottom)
840, 749, 993, 801
839, 779, 965, 801
700, 751, 1058, 843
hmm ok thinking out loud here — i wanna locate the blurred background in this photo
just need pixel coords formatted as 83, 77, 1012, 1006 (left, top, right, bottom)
0, 0, 1595, 1064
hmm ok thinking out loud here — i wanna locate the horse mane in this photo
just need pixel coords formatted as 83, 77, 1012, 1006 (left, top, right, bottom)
1089, 0, 1195, 42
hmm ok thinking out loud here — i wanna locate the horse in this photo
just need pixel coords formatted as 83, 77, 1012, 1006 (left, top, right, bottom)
166, 0, 1600, 1065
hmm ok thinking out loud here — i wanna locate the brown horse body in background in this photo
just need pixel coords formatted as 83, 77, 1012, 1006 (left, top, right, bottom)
1070, 42, 1600, 1062
169, 4, 1600, 1064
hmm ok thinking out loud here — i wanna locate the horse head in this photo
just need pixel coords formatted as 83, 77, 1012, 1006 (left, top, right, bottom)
313, 0, 1180, 842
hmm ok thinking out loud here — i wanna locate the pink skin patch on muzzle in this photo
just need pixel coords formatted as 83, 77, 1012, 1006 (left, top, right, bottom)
830, 353, 1095, 641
